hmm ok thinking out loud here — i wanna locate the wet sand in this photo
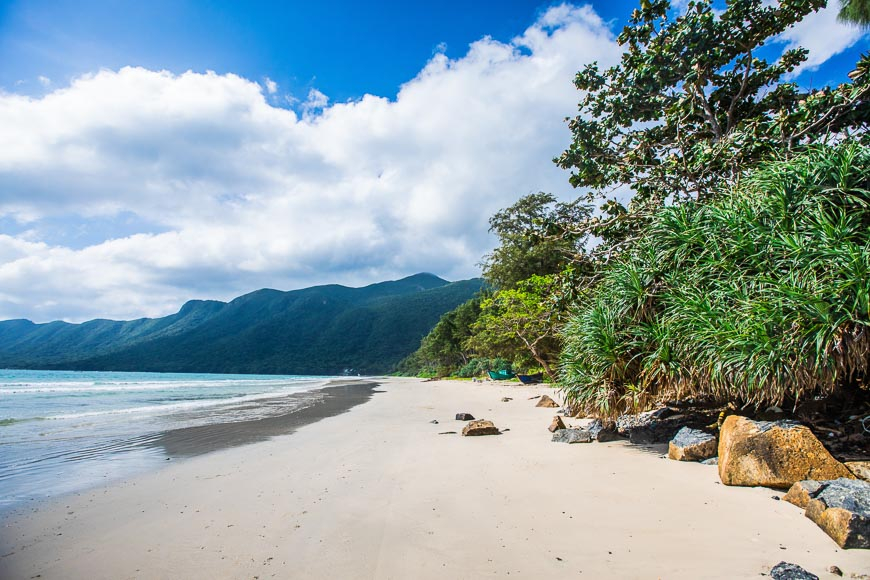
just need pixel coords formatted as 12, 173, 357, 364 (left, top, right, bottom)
152, 380, 381, 457
1, 378, 867, 579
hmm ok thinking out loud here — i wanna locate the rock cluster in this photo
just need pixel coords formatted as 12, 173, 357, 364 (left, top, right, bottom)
784, 478, 870, 549
615, 407, 708, 444
718, 416, 854, 489
461, 420, 500, 436
668, 427, 717, 462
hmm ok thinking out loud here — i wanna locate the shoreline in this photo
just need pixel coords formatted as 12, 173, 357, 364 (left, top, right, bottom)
0, 378, 380, 517
150, 379, 382, 458
2, 378, 867, 579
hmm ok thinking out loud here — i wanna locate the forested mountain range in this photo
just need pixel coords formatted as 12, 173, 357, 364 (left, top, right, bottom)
0, 273, 482, 375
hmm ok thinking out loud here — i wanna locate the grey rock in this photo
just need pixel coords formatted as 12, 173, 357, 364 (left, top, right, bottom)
701, 457, 719, 465
769, 562, 818, 580
430, 419, 439, 424
813, 478, 870, 515
552, 428, 593, 444
668, 427, 717, 461
585, 419, 622, 442
455, 413, 475, 421
616, 408, 707, 444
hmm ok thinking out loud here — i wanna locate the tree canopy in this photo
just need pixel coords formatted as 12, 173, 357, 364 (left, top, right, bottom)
840, 0, 870, 25
480, 192, 593, 289
556, 0, 870, 250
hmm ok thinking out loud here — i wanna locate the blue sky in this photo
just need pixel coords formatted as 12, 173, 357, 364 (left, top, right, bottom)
1, 1, 634, 102
0, 1, 867, 322
2, 1, 865, 101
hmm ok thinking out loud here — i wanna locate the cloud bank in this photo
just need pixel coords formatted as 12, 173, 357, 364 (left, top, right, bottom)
0, 4, 620, 322
0, 2, 865, 323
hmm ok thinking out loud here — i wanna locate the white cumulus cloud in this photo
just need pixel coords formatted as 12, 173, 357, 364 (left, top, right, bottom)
777, 1, 867, 75
18, 2, 855, 324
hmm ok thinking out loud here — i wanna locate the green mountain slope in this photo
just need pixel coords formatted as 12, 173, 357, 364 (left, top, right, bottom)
0, 273, 483, 374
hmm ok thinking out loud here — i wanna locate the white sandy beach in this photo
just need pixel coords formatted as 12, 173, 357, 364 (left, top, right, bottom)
1, 377, 867, 579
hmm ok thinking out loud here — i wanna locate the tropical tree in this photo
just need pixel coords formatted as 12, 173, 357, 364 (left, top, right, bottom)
556, 0, 870, 252
481, 192, 593, 289
840, 0, 870, 25
467, 275, 566, 380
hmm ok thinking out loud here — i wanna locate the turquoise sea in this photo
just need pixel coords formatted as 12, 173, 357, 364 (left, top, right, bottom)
0, 369, 333, 512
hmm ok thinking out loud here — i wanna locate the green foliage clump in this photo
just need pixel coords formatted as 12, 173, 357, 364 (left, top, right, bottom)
560, 144, 870, 417
556, 0, 870, 251
840, 0, 870, 26
467, 275, 566, 380
481, 192, 592, 290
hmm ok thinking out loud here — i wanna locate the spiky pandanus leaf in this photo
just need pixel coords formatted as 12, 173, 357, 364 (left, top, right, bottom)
560, 144, 870, 417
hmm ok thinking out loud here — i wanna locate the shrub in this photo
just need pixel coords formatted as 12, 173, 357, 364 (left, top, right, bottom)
560, 144, 870, 417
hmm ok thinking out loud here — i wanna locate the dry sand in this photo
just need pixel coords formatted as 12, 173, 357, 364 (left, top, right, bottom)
1, 377, 867, 579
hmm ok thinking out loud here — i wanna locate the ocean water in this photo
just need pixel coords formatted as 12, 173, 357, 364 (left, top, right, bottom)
0, 369, 333, 512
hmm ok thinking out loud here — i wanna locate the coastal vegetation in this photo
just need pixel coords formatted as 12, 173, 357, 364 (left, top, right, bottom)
401, 0, 870, 420
561, 144, 870, 416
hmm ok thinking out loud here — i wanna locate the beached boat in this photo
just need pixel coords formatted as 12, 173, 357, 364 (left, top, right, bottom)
517, 372, 544, 384
487, 370, 515, 380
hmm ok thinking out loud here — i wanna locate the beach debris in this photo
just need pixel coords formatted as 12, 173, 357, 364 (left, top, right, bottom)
828, 565, 843, 576
701, 457, 719, 466
549, 416, 566, 433
455, 413, 475, 421
769, 561, 819, 580
718, 416, 854, 489
551, 428, 593, 444
536, 395, 559, 408
528, 395, 541, 400
430, 420, 439, 424
784, 478, 870, 549
461, 420, 500, 436
438, 431, 457, 435
846, 461, 870, 482
585, 419, 622, 442
668, 427, 717, 462
501, 397, 512, 402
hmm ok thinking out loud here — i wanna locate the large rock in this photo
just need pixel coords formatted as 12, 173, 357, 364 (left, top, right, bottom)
461, 420, 500, 436
846, 461, 870, 482
536, 395, 559, 408
552, 428, 593, 444
586, 419, 622, 442
668, 427, 718, 461
718, 416, 854, 489
548, 416, 566, 433
800, 478, 870, 549
769, 562, 819, 580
